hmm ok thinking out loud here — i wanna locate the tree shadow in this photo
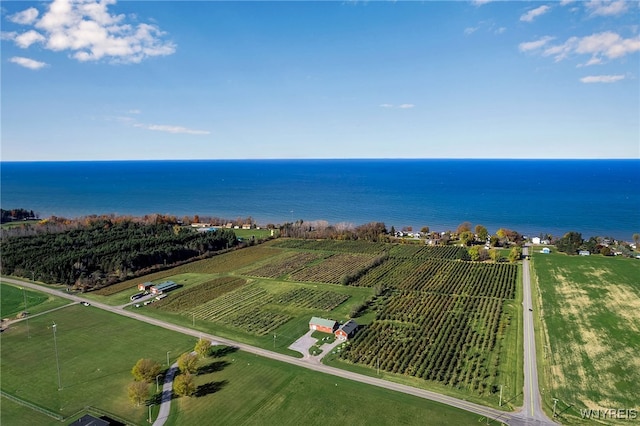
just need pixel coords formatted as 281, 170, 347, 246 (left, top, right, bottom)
210, 346, 238, 358
197, 360, 229, 375
195, 380, 228, 397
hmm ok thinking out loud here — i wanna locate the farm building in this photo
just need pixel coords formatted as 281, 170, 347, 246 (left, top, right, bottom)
309, 317, 338, 334
138, 282, 153, 292
532, 237, 541, 245
150, 281, 178, 295
541, 247, 550, 254
335, 320, 358, 340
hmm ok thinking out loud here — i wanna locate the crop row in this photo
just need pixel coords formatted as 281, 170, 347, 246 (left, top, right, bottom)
289, 253, 377, 284
190, 284, 271, 321
228, 308, 292, 335
272, 239, 389, 254
153, 277, 246, 312
341, 293, 505, 395
244, 251, 323, 278
274, 288, 350, 311
387, 245, 468, 260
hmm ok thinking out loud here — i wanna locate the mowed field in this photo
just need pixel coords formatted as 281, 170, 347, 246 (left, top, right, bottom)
0, 290, 481, 426
531, 251, 640, 423
1, 282, 72, 318
85, 238, 521, 409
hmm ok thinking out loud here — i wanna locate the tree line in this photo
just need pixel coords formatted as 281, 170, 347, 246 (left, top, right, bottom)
0, 218, 238, 290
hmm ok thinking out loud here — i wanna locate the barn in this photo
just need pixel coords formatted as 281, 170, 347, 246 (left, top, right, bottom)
309, 317, 338, 334
150, 281, 178, 295
335, 320, 358, 340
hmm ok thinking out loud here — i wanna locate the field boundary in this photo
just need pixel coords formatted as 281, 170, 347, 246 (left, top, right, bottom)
0, 390, 63, 421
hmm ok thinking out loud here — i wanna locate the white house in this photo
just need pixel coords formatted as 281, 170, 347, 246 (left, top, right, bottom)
532, 237, 541, 245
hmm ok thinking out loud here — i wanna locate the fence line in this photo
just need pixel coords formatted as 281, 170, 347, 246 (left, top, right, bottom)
0, 390, 63, 421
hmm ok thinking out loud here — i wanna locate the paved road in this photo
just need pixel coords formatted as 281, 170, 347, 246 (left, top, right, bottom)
2, 275, 554, 425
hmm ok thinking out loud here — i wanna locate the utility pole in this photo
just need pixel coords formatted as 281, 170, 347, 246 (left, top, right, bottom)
553, 398, 559, 418
148, 403, 154, 423
156, 374, 162, 393
273, 334, 276, 348
499, 384, 503, 407
21, 287, 30, 338
166, 351, 171, 367
52, 322, 62, 390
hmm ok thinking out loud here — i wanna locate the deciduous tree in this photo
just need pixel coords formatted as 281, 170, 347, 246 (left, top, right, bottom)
475, 225, 488, 242
131, 358, 162, 383
195, 339, 211, 358
508, 247, 522, 263
127, 381, 149, 406
177, 352, 198, 374
174, 373, 196, 397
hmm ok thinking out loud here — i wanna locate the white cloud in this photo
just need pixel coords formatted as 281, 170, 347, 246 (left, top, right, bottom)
580, 74, 625, 83
585, 0, 628, 16
128, 109, 141, 114
518, 36, 555, 52
520, 5, 551, 23
14, 30, 46, 48
8, 7, 39, 25
559, 0, 575, 5
5, 0, 175, 64
1, 31, 18, 41
379, 103, 415, 109
464, 27, 479, 35
9, 56, 48, 70
544, 31, 640, 63
134, 123, 210, 135
471, 0, 495, 6
495, 27, 506, 35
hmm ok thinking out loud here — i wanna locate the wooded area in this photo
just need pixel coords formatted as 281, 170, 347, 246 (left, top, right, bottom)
0, 218, 238, 290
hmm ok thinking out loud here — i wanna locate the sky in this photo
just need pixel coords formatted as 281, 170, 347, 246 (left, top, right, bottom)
1, 0, 639, 161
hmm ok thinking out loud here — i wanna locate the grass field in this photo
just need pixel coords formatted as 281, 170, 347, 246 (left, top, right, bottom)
1, 289, 483, 426
0, 304, 195, 425
1, 282, 71, 319
165, 349, 482, 426
531, 252, 640, 424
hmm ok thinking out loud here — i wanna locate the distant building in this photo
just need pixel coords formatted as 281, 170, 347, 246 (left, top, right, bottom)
335, 320, 359, 340
541, 247, 551, 254
532, 237, 541, 245
150, 281, 178, 295
242, 224, 251, 229
138, 282, 153, 292
579, 250, 591, 256
309, 317, 338, 334
69, 414, 111, 426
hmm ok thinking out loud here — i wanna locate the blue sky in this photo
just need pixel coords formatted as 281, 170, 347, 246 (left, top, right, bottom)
1, 0, 639, 161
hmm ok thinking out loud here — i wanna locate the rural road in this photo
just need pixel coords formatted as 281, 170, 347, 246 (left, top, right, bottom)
2, 273, 555, 425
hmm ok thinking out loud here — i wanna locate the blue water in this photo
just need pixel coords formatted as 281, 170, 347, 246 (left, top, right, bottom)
1, 159, 638, 240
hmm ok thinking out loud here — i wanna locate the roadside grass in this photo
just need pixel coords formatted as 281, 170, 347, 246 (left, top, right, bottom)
0, 304, 194, 425
165, 349, 482, 426
1, 282, 72, 318
531, 252, 640, 424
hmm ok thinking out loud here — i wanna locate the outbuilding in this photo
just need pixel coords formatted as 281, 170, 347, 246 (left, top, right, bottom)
150, 281, 178, 295
335, 319, 358, 340
579, 250, 591, 256
309, 317, 338, 334
138, 282, 153, 292
541, 247, 550, 254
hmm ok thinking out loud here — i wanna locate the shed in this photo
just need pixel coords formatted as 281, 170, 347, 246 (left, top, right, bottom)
150, 281, 178, 295
309, 317, 338, 334
69, 414, 111, 426
579, 250, 591, 256
335, 319, 359, 340
541, 247, 550, 254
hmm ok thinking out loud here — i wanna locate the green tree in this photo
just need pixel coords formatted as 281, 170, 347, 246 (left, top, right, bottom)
127, 381, 149, 406
194, 338, 211, 358
456, 222, 472, 234
468, 246, 488, 261
508, 247, 522, 263
556, 231, 583, 255
633, 233, 640, 249
475, 225, 488, 243
489, 248, 500, 262
459, 231, 474, 246
174, 373, 196, 397
420, 226, 430, 234
131, 358, 162, 383
177, 352, 198, 374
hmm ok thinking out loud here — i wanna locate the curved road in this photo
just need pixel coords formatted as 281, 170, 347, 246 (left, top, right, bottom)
3, 271, 555, 425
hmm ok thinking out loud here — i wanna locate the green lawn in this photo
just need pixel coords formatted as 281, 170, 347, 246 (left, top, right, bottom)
0, 304, 195, 425
165, 349, 482, 426
1, 282, 71, 319
531, 252, 640, 424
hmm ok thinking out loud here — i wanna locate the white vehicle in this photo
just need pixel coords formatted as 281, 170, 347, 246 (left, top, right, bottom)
81, 302, 90, 306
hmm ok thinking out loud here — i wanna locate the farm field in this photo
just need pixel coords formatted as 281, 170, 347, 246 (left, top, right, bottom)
531, 252, 640, 424
164, 349, 481, 426
81, 238, 521, 407
1, 282, 72, 318
0, 303, 195, 425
